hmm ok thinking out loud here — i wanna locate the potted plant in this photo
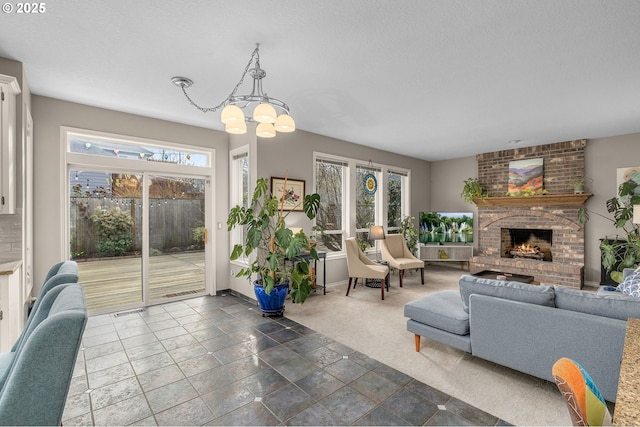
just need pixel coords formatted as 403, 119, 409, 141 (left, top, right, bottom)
460, 177, 487, 203
399, 215, 419, 256
579, 174, 640, 283
572, 177, 585, 194
227, 176, 320, 314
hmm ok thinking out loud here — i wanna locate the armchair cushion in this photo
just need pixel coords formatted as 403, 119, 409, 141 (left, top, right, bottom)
381, 234, 424, 270
345, 238, 388, 280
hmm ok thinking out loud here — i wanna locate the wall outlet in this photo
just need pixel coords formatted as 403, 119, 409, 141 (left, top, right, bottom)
230, 269, 235, 276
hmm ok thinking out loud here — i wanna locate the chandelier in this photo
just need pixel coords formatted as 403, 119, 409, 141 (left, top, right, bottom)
171, 43, 295, 138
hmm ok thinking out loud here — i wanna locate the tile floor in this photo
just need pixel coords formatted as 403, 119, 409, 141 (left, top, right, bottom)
63, 292, 510, 426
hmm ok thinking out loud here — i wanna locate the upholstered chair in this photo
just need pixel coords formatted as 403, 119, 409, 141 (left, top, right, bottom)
0, 284, 87, 426
380, 234, 424, 287
345, 237, 390, 300
552, 357, 612, 426
11, 260, 79, 352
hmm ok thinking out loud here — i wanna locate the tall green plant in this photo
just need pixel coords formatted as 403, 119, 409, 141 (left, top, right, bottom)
227, 177, 320, 303
399, 216, 419, 256
579, 174, 640, 282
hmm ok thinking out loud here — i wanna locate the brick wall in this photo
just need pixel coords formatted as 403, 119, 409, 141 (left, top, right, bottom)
470, 140, 587, 288
477, 139, 586, 196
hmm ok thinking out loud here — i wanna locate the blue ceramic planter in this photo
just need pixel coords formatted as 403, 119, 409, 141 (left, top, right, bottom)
254, 281, 289, 315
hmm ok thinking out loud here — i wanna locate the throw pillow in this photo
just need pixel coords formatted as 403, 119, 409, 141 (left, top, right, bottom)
618, 270, 640, 297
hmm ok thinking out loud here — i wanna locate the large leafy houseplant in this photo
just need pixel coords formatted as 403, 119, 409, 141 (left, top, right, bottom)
227, 177, 320, 304
579, 174, 640, 283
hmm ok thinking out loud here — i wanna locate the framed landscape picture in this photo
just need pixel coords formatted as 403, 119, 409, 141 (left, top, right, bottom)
271, 177, 305, 211
508, 158, 544, 194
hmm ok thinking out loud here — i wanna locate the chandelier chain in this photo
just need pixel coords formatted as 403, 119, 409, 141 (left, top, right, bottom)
180, 44, 261, 114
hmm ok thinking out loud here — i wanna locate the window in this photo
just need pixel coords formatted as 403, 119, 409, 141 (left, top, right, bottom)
387, 170, 409, 233
315, 158, 346, 252
355, 165, 381, 248
68, 134, 209, 167
230, 147, 249, 262
314, 153, 411, 255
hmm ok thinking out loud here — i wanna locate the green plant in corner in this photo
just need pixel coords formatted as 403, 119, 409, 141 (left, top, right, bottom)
460, 178, 487, 204
578, 173, 640, 283
399, 215, 419, 256
227, 176, 320, 304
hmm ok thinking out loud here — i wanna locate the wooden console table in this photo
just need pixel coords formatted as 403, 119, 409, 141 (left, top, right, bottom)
613, 317, 640, 426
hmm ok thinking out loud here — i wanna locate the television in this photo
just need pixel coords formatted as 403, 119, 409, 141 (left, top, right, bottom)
419, 211, 474, 244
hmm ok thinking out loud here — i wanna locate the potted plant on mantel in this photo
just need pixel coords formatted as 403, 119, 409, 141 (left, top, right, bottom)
460, 177, 487, 204
227, 176, 320, 315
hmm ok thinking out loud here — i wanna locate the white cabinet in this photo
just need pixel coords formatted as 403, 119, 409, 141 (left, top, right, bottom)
420, 244, 473, 270
0, 261, 24, 352
0, 74, 21, 214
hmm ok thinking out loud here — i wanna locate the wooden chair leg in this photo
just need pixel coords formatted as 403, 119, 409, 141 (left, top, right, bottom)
346, 277, 352, 296
399, 270, 404, 287
353, 277, 358, 289
415, 334, 421, 352
381, 278, 385, 300
420, 267, 424, 284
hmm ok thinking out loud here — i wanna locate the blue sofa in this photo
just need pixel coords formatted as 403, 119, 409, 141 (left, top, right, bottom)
0, 283, 87, 425
404, 274, 640, 402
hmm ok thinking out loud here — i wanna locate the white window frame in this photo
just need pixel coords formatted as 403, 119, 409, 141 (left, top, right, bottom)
386, 168, 411, 233
314, 152, 411, 257
229, 146, 250, 265
61, 126, 216, 299
355, 163, 383, 247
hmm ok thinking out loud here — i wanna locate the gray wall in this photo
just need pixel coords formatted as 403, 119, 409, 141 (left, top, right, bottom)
257, 129, 431, 286
429, 134, 640, 285
226, 126, 432, 296
31, 96, 229, 294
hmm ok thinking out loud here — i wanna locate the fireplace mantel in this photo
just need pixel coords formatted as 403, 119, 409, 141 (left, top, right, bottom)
472, 193, 592, 208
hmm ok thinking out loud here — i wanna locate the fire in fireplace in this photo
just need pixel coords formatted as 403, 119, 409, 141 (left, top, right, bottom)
501, 228, 553, 262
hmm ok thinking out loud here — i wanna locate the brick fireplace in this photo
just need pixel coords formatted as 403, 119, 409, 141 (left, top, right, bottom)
469, 140, 589, 289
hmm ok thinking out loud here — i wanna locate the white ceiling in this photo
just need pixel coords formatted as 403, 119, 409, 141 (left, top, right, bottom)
1, 0, 639, 161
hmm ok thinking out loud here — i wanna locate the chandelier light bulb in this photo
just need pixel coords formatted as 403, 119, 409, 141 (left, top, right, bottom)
225, 121, 247, 135
256, 122, 276, 138
221, 105, 245, 124
274, 114, 295, 133
253, 103, 277, 123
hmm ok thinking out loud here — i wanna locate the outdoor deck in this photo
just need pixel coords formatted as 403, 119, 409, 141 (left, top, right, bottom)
76, 251, 205, 313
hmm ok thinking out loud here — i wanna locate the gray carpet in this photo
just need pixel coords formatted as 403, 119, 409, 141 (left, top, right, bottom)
286, 264, 572, 426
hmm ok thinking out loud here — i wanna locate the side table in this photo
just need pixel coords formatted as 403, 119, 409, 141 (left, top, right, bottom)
366, 260, 390, 291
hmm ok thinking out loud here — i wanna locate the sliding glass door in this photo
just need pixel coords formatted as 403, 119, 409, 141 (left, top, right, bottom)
70, 170, 144, 312
65, 128, 214, 314
147, 175, 206, 304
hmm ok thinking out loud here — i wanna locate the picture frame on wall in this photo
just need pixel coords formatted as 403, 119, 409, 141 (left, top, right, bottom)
271, 177, 305, 211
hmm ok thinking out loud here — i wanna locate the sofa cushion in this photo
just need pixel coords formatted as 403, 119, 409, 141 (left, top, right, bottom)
459, 274, 555, 313
555, 286, 640, 321
617, 269, 640, 297
404, 290, 469, 335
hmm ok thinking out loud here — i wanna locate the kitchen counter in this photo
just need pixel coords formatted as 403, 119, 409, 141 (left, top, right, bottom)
613, 317, 640, 426
0, 259, 22, 275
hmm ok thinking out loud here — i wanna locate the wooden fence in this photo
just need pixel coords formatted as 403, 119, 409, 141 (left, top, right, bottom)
70, 197, 205, 258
